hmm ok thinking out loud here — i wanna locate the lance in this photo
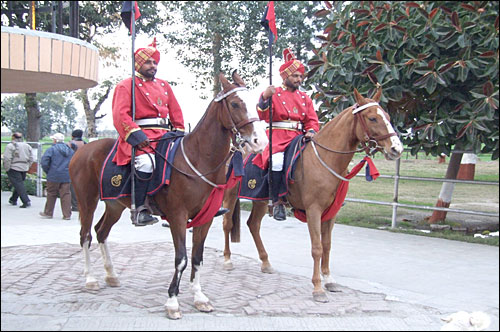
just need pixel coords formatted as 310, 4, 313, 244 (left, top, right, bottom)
267, 37, 273, 211
130, 2, 137, 217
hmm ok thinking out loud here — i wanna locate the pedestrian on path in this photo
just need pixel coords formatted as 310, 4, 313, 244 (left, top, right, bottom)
39, 133, 74, 220
67, 129, 87, 212
3, 132, 34, 208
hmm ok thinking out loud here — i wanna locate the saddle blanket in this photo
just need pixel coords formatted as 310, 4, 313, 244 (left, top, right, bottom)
99, 131, 185, 200
237, 135, 306, 201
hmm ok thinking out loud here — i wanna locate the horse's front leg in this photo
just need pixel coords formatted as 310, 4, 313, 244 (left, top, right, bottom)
222, 189, 238, 270
247, 201, 274, 273
190, 220, 215, 313
306, 207, 328, 303
320, 218, 340, 292
165, 221, 188, 320
98, 241, 120, 287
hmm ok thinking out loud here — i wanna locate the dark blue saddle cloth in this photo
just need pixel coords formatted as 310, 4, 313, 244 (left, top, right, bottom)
100, 131, 185, 200
237, 135, 307, 200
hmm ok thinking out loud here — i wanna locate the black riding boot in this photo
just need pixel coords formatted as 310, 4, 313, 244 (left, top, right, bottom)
271, 170, 286, 221
132, 171, 158, 226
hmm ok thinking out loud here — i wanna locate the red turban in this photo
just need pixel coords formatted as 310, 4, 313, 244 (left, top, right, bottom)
134, 38, 160, 71
279, 48, 305, 80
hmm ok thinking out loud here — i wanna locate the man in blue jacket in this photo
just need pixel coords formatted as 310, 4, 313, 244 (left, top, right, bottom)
39, 133, 74, 220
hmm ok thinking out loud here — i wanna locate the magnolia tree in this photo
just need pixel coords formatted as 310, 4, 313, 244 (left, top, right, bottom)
306, 1, 498, 221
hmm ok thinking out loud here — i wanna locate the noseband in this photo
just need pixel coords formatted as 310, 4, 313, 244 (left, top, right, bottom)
352, 102, 398, 155
214, 86, 259, 149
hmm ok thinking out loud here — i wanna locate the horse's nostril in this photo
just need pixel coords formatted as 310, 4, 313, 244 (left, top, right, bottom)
253, 138, 258, 144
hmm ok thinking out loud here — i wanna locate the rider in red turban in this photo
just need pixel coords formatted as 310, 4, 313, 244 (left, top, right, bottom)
255, 48, 319, 221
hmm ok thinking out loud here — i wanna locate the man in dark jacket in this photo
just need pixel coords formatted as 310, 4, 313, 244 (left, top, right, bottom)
39, 133, 74, 220
67, 129, 87, 212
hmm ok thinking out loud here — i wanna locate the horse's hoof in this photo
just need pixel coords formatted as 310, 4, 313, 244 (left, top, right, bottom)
261, 264, 274, 274
325, 282, 341, 292
223, 261, 234, 271
166, 308, 182, 320
105, 276, 121, 287
195, 301, 214, 312
85, 281, 100, 290
313, 291, 329, 303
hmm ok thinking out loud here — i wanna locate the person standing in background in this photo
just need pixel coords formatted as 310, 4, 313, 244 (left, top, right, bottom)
3, 132, 34, 208
39, 133, 74, 220
67, 129, 87, 212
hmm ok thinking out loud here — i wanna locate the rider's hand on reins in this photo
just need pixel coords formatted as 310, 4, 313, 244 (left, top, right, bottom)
137, 138, 150, 150
304, 129, 316, 142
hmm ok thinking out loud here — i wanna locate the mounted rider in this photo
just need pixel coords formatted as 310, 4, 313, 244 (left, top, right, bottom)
111, 38, 185, 226
254, 48, 320, 221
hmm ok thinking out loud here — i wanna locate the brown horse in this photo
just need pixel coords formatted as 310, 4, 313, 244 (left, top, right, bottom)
221, 88, 404, 302
69, 71, 268, 319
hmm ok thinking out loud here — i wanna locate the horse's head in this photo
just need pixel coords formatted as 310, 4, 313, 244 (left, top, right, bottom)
352, 88, 403, 160
216, 71, 268, 154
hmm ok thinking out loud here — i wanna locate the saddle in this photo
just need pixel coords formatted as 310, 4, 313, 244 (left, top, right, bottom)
99, 131, 185, 205
237, 135, 306, 201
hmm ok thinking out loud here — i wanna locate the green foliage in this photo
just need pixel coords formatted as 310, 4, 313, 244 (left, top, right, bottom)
305, 1, 499, 159
1, 93, 77, 138
161, 1, 323, 97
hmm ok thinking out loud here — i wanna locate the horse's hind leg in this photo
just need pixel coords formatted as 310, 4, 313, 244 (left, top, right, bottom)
94, 201, 126, 287
79, 191, 100, 290
190, 220, 215, 313
247, 201, 274, 273
320, 218, 340, 292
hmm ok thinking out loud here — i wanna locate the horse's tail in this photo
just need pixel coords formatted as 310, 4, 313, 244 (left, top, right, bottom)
230, 198, 241, 243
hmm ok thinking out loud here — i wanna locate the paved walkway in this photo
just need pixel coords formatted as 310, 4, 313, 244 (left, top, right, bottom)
1, 191, 498, 330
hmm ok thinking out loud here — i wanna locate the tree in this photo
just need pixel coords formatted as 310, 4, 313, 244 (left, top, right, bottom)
305, 1, 499, 222
161, 1, 323, 98
2, 93, 78, 139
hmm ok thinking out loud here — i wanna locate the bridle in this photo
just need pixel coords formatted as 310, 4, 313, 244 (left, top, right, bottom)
312, 101, 398, 156
214, 85, 259, 151
309, 101, 399, 181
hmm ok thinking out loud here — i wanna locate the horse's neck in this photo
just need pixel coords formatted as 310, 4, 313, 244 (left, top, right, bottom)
311, 109, 360, 169
185, 102, 231, 168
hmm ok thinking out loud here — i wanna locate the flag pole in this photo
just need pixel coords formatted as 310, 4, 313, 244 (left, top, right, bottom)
130, 1, 137, 217
267, 35, 273, 212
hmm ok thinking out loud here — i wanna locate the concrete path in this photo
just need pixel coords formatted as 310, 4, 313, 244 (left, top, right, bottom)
1, 191, 498, 330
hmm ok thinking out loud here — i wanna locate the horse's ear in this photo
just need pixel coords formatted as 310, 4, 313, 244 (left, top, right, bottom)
232, 70, 246, 87
219, 72, 230, 90
372, 87, 382, 102
353, 88, 365, 104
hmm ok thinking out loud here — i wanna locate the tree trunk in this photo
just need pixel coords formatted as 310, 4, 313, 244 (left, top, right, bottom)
25, 93, 41, 141
428, 150, 463, 223
80, 89, 97, 138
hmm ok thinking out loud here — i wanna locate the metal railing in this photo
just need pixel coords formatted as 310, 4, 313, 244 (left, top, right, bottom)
346, 157, 499, 228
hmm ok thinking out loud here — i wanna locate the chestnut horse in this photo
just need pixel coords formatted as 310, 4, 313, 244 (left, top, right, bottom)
221, 88, 404, 302
69, 71, 268, 319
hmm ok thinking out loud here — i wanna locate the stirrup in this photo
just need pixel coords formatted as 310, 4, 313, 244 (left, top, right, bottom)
132, 206, 158, 227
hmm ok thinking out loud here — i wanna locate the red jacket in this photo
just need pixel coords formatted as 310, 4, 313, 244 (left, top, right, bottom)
253, 86, 319, 169
112, 75, 184, 166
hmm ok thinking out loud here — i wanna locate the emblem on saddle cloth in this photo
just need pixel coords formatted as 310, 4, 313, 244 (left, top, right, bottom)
248, 178, 257, 190
111, 174, 122, 187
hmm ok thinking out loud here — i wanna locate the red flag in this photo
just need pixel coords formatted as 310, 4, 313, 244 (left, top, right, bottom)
121, 1, 141, 34
261, 1, 278, 43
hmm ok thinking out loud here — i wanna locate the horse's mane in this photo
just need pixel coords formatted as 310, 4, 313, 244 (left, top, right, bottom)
320, 104, 355, 132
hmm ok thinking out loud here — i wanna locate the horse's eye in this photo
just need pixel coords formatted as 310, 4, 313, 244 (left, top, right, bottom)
231, 102, 240, 109
368, 117, 377, 122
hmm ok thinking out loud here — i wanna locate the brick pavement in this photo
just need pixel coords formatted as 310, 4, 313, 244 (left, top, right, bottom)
1, 240, 441, 328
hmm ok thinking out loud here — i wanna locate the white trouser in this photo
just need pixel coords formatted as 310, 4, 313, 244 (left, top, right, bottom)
271, 152, 284, 171
134, 153, 156, 173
